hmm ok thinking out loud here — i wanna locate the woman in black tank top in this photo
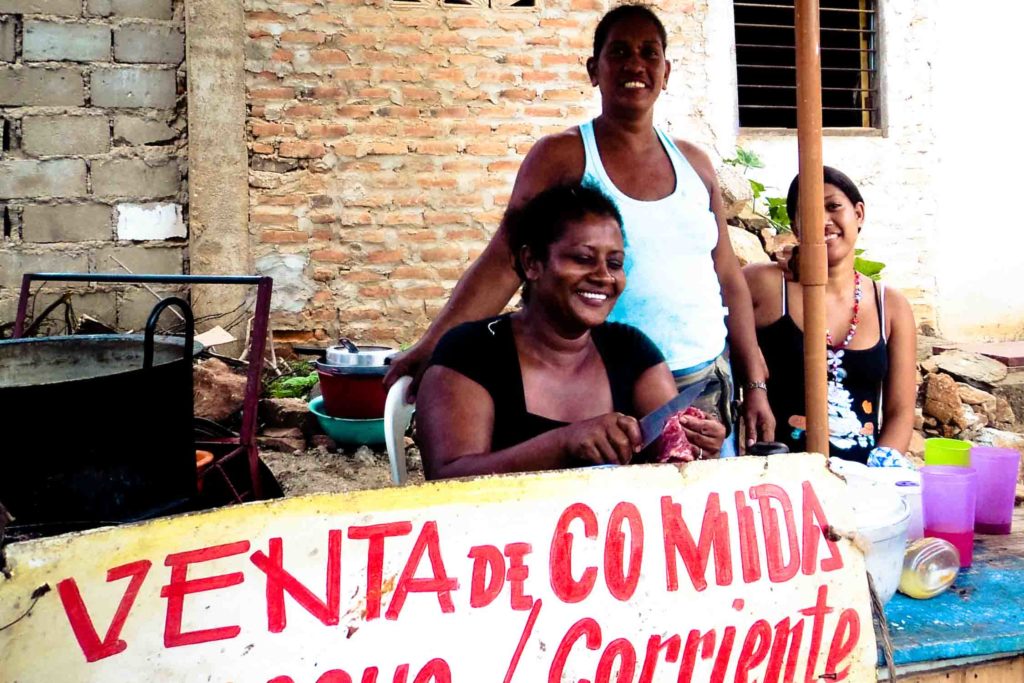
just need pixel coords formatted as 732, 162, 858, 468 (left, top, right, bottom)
742, 167, 918, 464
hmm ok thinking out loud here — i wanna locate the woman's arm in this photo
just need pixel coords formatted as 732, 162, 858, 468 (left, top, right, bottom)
877, 287, 917, 452
418, 366, 642, 480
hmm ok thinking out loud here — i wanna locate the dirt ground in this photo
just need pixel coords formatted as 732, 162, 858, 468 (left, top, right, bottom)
260, 444, 426, 496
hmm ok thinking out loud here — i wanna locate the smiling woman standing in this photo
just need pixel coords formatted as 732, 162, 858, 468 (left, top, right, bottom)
416, 184, 726, 480
386, 4, 775, 454
743, 168, 917, 464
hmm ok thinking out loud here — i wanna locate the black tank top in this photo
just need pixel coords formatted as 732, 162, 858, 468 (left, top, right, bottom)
756, 277, 888, 464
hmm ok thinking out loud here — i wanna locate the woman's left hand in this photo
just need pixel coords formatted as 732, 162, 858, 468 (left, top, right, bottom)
741, 389, 776, 448
677, 413, 727, 459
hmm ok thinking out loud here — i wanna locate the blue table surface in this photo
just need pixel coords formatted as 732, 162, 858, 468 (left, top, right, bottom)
882, 515, 1024, 667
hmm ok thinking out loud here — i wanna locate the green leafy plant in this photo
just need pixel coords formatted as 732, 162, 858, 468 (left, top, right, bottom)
724, 148, 792, 233
854, 249, 885, 280
265, 360, 319, 399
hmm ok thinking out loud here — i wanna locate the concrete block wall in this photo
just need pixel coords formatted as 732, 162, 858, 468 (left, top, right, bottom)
245, 0, 706, 346
0, 0, 187, 334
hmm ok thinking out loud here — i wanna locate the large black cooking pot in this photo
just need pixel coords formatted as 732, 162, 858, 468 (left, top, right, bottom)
0, 298, 200, 532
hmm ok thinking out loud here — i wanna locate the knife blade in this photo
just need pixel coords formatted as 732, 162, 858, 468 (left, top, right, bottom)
638, 375, 713, 450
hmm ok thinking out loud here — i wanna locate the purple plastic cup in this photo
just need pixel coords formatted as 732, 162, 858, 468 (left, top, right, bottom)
921, 465, 978, 567
972, 446, 1021, 535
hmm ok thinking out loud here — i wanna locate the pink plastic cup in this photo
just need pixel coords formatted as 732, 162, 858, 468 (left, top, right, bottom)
972, 446, 1021, 535
921, 465, 977, 567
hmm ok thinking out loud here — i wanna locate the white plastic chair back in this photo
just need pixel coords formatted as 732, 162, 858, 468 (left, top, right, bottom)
384, 376, 415, 485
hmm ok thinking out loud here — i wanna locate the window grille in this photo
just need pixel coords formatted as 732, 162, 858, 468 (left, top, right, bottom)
734, 0, 878, 128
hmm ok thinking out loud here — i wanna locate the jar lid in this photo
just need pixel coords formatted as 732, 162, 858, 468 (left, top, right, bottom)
323, 338, 396, 368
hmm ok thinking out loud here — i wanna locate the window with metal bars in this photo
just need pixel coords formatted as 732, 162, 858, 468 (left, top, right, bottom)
734, 0, 878, 128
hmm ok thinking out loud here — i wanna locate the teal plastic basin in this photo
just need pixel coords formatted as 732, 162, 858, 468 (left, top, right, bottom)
309, 396, 386, 446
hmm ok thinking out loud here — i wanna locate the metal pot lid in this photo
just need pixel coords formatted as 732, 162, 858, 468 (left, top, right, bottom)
323, 338, 396, 368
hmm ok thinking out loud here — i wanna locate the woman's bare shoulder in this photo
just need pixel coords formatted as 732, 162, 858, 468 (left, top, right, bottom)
743, 262, 784, 289
513, 128, 586, 199
672, 138, 717, 188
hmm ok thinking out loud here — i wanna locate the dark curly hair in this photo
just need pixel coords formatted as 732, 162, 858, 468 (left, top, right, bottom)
506, 184, 623, 300
593, 4, 668, 60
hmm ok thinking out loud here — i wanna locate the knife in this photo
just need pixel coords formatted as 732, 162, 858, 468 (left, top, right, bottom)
638, 376, 713, 450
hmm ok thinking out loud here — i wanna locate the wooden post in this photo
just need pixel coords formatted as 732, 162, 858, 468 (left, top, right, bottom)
795, 0, 829, 456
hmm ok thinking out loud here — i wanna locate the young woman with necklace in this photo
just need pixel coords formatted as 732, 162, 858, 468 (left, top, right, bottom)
743, 167, 917, 464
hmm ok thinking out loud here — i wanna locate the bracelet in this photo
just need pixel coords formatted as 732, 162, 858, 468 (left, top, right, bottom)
745, 381, 768, 391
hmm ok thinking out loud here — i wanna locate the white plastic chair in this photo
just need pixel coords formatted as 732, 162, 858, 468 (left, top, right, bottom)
384, 376, 415, 485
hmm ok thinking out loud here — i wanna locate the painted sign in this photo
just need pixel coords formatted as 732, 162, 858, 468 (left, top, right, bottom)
0, 453, 877, 682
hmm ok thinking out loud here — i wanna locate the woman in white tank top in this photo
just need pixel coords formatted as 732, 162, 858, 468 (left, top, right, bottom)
387, 5, 777, 452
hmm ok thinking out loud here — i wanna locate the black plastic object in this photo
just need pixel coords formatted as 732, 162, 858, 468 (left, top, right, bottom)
747, 441, 791, 456
0, 299, 198, 533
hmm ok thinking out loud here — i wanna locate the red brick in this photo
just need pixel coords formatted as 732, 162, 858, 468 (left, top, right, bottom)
312, 267, 335, 281
466, 141, 509, 156
403, 229, 439, 242
415, 174, 457, 189
450, 54, 492, 67
338, 34, 377, 48
250, 121, 294, 137
251, 211, 298, 226
342, 271, 381, 283
542, 88, 584, 101
445, 228, 488, 241
400, 285, 445, 299
358, 285, 393, 298
251, 142, 274, 154
496, 17, 533, 31
309, 212, 337, 224
505, 54, 534, 67
432, 32, 467, 48
270, 49, 293, 62
541, 53, 582, 66
250, 87, 295, 100
332, 67, 372, 81
421, 246, 463, 262
354, 87, 390, 100
391, 32, 423, 47
339, 308, 384, 322
283, 104, 328, 117
311, 228, 332, 240
428, 68, 465, 83
447, 16, 488, 29
258, 195, 305, 206
570, 0, 603, 8
379, 106, 420, 118
441, 159, 483, 172
305, 123, 349, 137
332, 141, 360, 157
392, 265, 433, 279
522, 70, 557, 83
280, 31, 325, 44
401, 86, 441, 103
500, 88, 536, 101
311, 249, 352, 264
279, 141, 326, 158
476, 35, 516, 49
339, 210, 372, 225
527, 35, 559, 47
311, 49, 351, 64
378, 211, 422, 226
367, 249, 406, 264
432, 106, 471, 118
260, 230, 308, 243
378, 68, 419, 82
414, 140, 459, 155
398, 14, 443, 29
403, 122, 446, 138
487, 160, 520, 173
363, 51, 397, 65
515, 141, 534, 154
338, 105, 374, 119
423, 211, 465, 226
368, 141, 408, 155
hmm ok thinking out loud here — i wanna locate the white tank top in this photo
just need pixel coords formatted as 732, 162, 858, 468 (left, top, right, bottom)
579, 120, 728, 371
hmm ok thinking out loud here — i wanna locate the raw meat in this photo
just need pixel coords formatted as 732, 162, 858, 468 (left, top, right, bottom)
657, 406, 707, 463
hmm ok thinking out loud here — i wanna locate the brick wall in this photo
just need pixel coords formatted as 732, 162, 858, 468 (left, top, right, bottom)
245, 0, 706, 347
0, 0, 187, 333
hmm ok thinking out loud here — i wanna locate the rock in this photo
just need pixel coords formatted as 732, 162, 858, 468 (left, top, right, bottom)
737, 205, 770, 232
922, 414, 939, 428
957, 383, 998, 424
920, 357, 939, 374
1015, 484, 1024, 506
991, 373, 1024, 432
917, 334, 950, 364
260, 398, 313, 432
717, 164, 753, 220
923, 372, 964, 425
973, 427, 1024, 452
309, 434, 337, 451
961, 404, 987, 431
258, 427, 306, 453
193, 358, 248, 422
729, 225, 771, 266
995, 397, 1017, 427
913, 408, 924, 431
933, 350, 1009, 385
760, 227, 777, 254
908, 430, 926, 458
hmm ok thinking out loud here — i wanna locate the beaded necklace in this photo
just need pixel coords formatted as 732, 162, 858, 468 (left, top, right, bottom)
825, 271, 862, 384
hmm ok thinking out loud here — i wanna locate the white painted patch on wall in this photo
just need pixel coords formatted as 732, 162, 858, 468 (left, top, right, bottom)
255, 253, 315, 313
116, 203, 186, 240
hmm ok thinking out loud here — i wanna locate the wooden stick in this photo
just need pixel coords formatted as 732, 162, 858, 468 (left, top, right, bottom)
795, 0, 829, 457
